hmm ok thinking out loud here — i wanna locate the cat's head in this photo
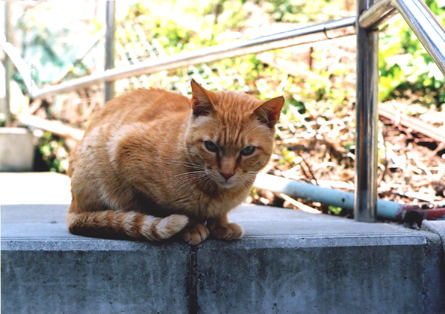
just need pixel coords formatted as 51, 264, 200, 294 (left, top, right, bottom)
185, 80, 284, 189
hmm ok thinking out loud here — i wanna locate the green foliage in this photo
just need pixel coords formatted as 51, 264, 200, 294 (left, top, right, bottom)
19, 0, 445, 174
38, 132, 68, 173
328, 205, 343, 215
0, 113, 6, 127
278, 148, 298, 165
258, 0, 352, 23
378, 1, 445, 106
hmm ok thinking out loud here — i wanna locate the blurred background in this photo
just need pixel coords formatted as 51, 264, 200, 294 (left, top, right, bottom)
1, 0, 444, 216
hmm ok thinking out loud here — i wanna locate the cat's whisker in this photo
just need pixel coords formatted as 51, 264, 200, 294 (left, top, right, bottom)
174, 173, 207, 185
163, 160, 204, 169
173, 170, 207, 178
171, 172, 210, 192
170, 176, 206, 191
200, 176, 214, 191
170, 171, 207, 184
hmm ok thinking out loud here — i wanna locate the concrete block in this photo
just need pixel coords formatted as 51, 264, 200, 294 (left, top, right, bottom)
0, 127, 34, 172
3, 242, 191, 314
2, 205, 191, 314
421, 219, 445, 312
194, 207, 445, 314
196, 237, 444, 314
2, 204, 445, 314
422, 220, 445, 253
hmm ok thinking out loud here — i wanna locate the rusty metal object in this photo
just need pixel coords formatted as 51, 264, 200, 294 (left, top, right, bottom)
254, 173, 445, 226
396, 203, 445, 225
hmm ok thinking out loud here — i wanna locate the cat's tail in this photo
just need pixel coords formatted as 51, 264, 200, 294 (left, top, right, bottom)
66, 211, 189, 241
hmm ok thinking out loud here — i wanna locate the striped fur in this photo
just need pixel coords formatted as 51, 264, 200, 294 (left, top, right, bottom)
67, 80, 284, 244
67, 211, 188, 241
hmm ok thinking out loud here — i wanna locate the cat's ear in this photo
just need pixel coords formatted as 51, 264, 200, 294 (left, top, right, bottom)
254, 96, 285, 128
191, 79, 215, 116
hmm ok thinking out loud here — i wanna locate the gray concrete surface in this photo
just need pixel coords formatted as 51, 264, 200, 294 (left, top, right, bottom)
1, 173, 445, 313
423, 220, 445, 253
2, 204, 445, 314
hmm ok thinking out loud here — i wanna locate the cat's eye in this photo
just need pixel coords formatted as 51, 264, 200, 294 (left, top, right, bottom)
204, 141, 219, 153
240, 146, 256, 156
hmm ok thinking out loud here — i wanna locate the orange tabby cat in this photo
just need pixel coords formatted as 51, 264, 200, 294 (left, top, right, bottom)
67, 80, 284, 245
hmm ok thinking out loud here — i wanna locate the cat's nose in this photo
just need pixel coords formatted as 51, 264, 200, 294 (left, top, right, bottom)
219, 171, 234, 181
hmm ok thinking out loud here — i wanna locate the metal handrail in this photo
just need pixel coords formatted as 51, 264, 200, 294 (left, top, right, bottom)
360, 0, 445, 76
3, 1, 443, 98
355, 0, 379, 222
104, 0, 115, 102
392, 0, 445, 75
2, 0, 445, 222
28, 17, 355, 99
354, 0, 445, 221
359, 0, 397, 29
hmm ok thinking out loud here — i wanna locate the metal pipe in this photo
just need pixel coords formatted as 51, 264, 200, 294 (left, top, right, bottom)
31, 17, 356, 99
104, 0, 115, 102
391, 0, 445, 76
355, 0, 379, 222
3, 1, 12, 126
254, 174, 445, 225
359, 0, 397, 29
31, 70, 104, 99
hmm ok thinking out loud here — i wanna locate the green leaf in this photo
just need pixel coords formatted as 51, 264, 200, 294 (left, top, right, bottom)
328, 206, 343, 215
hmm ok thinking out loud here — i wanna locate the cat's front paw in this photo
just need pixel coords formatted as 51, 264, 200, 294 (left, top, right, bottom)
180, 223, 209, 245
210, 222, 244, 240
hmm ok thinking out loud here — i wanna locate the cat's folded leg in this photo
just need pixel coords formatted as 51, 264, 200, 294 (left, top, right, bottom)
180, 218, 210, 245
208, 215, 244, 241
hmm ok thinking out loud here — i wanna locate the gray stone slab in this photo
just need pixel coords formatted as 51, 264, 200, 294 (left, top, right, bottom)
195, 206, 444, 314
2, 204, 445, 314
421, 219, 445, 313
2, 205, 191, 314
1, 204, 69, 223
230, 205, 423, 238
422, 220, 445, 252
2, 242, 191, 314
195, 234, 443, 314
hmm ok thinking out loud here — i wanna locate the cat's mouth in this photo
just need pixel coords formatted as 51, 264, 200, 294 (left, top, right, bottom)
216, 180, 236, 189
209, 172, 237, 188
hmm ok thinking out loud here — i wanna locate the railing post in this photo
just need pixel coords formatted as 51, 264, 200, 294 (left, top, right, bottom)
355, 0, 378, 222
2, 1, 12, 126
104, 0, 115, 103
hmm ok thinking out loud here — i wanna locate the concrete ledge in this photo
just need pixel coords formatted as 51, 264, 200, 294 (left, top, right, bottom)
423, 220, 445, 253
2, 203, 445, 314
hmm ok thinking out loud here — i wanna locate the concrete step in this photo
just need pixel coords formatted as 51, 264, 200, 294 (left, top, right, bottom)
2, 201, 445, 314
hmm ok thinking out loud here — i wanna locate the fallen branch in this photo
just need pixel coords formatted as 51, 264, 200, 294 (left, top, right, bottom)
378, 105, 445, 145
18, 114, 85, 141
259, 53, 445, 146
